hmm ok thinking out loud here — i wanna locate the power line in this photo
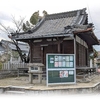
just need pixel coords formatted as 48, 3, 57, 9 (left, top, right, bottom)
86, 4, 93, 23
86, 4, 100, 35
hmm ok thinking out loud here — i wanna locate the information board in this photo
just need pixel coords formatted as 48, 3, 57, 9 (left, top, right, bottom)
46, 54, 76, 86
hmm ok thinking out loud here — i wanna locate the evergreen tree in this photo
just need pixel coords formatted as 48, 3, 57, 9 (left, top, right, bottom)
22, 21, 33, 32
23, 10, 48, 32
30, 11, 39, 25
22, 23, 27, 32
43, 10, 48, 16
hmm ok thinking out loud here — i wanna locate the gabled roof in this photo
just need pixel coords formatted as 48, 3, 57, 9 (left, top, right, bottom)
12, 8, 99, 45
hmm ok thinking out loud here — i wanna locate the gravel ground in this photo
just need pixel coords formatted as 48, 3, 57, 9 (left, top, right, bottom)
0, 76, 47, 88
0, 74, 100, 89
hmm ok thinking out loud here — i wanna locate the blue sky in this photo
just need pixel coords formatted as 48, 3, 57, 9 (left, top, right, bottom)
0, 0, 100, 50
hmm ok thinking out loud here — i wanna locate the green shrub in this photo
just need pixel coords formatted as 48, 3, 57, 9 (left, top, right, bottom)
0, 62, 2, 70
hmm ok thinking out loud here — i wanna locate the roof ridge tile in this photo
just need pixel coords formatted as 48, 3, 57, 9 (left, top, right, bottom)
45, 8, 86, 20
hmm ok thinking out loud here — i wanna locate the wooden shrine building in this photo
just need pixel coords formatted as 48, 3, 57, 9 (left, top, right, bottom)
11, 8, 99, 69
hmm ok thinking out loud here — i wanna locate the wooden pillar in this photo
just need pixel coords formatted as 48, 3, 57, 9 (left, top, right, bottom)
41, 46, 43, 63
57, 37, 63, 53
58, 42, 60, 53
57, 38, 61, 53
29, 40, 33, 63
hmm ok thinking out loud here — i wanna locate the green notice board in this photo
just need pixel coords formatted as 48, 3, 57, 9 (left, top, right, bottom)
46, 54, 76, 86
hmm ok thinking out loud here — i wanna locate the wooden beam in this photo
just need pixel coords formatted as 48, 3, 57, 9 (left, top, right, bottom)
33, 38, 63, 46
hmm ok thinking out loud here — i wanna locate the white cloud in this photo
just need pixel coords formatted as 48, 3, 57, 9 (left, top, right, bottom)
0, 32, 10, 41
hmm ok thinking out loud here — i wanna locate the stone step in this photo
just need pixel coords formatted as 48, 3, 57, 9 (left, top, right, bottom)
4, 90, 25, 94
3, 86, 26, 94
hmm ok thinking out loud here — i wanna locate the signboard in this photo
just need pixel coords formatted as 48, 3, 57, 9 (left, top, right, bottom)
46, 54, 76, 86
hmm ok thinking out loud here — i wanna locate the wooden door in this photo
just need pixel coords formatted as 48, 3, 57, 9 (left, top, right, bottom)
43, 44, 57, 65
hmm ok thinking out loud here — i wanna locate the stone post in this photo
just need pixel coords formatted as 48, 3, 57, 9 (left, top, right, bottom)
29, 66, 33, 84
38, 66, 42, 84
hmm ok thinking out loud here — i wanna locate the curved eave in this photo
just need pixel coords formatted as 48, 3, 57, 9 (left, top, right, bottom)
14, 33, 73, 42
74, 28, 100, 45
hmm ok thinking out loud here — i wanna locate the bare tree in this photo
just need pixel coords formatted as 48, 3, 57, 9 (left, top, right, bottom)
11, 15, 25, 33
0, 15, 25, 35
0, 23, 13, 35
0, 16, 27, 62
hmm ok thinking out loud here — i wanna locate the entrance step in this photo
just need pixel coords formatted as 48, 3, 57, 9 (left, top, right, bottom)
4, 90, 25, 94
3, 86, 25, 94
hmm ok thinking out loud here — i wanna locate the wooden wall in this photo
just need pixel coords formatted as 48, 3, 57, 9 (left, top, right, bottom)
29, 38, 89, 67
62, 40, 74, 54
31, 39, 74, 65
76, 42, 88, 67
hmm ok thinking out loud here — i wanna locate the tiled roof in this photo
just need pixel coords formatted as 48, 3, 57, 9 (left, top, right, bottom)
12, 8, 88, 40
20, 17, 76, 38
0, 44, 5, 51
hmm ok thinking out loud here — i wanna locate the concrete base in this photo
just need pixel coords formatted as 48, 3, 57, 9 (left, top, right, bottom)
0, 74, 100, 94
0, 82, 100, 94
